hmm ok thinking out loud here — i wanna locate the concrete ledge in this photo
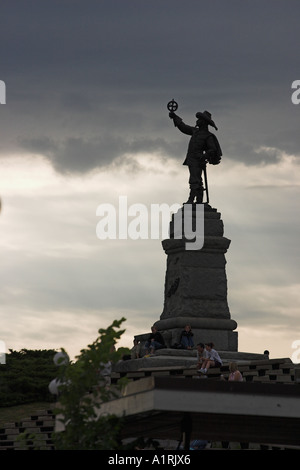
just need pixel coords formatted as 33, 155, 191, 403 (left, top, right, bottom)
153, 317, 238, 331
96, 376, 300, 446
114, 349, 270, 373
154, 349, 266, 360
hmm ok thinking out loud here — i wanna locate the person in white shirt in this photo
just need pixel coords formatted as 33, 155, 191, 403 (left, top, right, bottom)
199, 342, 222, 374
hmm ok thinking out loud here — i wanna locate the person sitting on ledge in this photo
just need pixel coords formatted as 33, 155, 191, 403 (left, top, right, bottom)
198, 342, 222, 373
144, 326, 165, 356
196, 342, 209, 370
179, 324, 194, 350
131, 338, 141, 359
228, 362, 243, 382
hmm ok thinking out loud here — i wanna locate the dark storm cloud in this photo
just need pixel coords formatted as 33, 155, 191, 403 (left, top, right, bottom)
1, 0, 300, 173
20, 132, 179, 174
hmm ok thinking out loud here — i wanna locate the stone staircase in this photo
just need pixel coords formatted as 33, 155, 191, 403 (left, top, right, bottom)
112, 357, 300, 385
0, 408, 55, 450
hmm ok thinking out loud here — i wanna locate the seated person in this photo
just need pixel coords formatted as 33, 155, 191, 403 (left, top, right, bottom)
228, 362, 243, 382
199, 342, 222, 373
144, 326, 165, 355
131, 338, 141, 359
196, 342, 209, 369
179, 324, 194, 349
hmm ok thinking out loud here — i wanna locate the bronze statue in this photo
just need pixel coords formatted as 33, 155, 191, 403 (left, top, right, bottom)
168, 100, 222, 204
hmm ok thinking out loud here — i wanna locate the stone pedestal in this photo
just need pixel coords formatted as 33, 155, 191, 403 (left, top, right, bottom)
153, 203, 238, 351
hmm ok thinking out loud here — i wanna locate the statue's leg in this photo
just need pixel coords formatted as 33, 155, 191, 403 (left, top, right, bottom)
186, 166, 197, 203
196, 187, 204, 203
187, 166, 203, 203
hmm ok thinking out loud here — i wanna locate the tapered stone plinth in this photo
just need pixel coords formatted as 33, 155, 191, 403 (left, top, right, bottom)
153, 203, 238, 351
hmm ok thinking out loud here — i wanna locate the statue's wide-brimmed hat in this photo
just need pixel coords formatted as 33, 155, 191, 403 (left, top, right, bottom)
196, 110, 218, 130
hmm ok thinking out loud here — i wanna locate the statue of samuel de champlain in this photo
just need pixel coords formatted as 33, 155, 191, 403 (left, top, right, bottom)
167, 99, 222, 204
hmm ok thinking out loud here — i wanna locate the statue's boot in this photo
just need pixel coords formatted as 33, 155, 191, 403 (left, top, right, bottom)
184, 189, 197, 204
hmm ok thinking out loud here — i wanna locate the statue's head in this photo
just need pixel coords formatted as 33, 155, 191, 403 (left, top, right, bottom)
196, 111, 218, 130
196, 116, 207, 128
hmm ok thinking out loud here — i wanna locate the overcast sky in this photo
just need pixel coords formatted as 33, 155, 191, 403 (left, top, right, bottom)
0, 0, 300, 361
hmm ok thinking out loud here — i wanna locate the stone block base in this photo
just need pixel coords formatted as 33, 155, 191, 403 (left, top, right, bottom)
152, 316, 238, 351
135, 322, 237, 353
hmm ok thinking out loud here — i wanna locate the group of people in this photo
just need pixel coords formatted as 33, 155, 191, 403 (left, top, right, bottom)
196, 342, 222, 374
134, 323, 195, 357
130, 324, 243, 381
196, 342, 243, 380
128, 326, 166, 359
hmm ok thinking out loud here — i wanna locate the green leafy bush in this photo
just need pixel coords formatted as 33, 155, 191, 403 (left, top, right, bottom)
0, 349, 58, 407
53, 318, 131, 450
